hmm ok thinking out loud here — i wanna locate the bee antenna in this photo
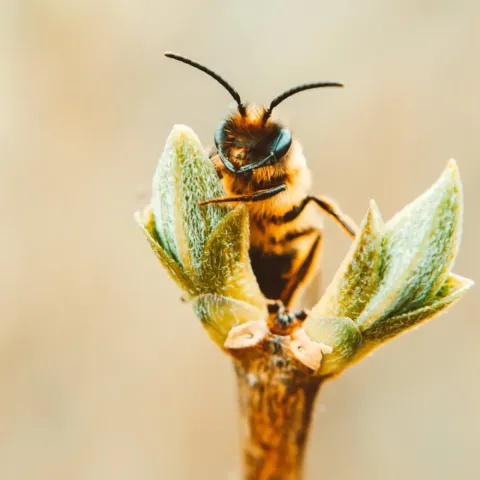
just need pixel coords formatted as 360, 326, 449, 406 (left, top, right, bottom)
263, 82, 343, 122
164, 51, 246, 115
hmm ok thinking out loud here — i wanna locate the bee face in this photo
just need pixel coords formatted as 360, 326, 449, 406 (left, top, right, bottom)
215, 105, 293, 174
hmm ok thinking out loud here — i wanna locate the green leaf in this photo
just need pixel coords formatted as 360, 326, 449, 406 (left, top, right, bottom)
151, 125, 229, 274
303, 316, 362, 376
135, 208, 198, 296
311, 200, 383, 320
192, 294, 267, 347
140, 125, 268, 341
355, 273, 473, 360
201, 205, 266, 310
357, 160, 463, 330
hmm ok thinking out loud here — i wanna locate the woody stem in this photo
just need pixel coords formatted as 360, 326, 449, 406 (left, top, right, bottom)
234, 354, 322, 480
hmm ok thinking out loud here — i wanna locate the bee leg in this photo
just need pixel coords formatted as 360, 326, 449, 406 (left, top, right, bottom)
281, 232, 323, 308
281, 196, 357, 238
198, 184, 287, 206
309, 196, 358, 237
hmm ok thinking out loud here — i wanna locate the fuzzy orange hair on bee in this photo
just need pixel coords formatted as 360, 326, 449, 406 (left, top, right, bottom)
165, 51, 358, 307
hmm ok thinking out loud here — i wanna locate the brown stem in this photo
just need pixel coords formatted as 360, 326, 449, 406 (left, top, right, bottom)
233, 338, 322, 480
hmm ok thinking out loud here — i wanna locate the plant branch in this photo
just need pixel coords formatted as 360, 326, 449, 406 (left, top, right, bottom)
233, 337, 322, 480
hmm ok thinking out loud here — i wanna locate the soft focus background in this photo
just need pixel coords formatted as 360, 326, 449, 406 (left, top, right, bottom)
1, 1, 479, 479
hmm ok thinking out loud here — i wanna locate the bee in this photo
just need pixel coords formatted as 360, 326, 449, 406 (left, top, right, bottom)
165, 52, 357, 308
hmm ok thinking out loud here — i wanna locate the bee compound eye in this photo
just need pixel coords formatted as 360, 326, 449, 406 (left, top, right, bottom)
272, 128, 292, 160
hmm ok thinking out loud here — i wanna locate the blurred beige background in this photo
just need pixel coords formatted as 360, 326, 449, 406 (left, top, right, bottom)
1, 1, 479, 479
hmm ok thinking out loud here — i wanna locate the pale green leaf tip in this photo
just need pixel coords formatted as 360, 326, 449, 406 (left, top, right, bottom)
168, 123, 197, 139
169, 124, 201, 151
369, 198, 380, 213
368, 199, 383, 226
365, 198, 384, 231
447, 273, 474, 295
134, 209, 143, 226
446, 158, 459, 177
452, 273, 474, 288
439, 158, 462, 197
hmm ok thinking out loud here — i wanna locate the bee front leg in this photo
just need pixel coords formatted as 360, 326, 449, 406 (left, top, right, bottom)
198, 184, 287, 207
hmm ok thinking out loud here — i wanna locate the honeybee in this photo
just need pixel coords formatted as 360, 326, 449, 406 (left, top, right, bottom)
165, 52, 357, 308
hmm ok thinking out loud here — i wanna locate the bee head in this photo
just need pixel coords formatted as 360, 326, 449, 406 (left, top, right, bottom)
214, 107, 292, 174
164, 52, 343, 174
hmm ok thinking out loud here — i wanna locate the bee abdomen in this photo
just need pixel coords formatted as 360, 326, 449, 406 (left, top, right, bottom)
249, 230, 322, 306
249, 248, 295, 302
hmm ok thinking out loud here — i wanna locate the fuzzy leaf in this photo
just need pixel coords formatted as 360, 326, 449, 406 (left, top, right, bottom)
201, 205, 265, 310
139, 124, 267, 340
135, 207, 198, 296
303, 317, 362, 376
357, 160, 462, 330
355, 273, 473, 360
311, 200, 383, 320
151, 125, 229, 274
193, 294, 267, 347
